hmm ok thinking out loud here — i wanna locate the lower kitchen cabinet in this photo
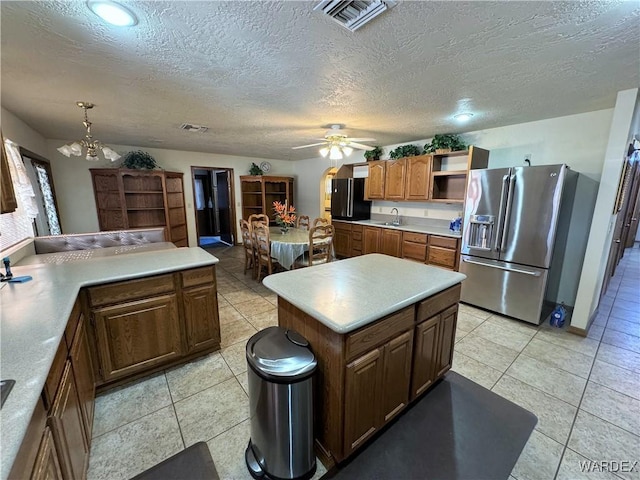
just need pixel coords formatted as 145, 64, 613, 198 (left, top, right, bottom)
363, 226, 381, 254
427, 235, 460, 270
183, 284, 221, 352
93, 294, 183, 382
411, 316, 440, 399
435, 305, 458, 377
380, 330, 413, 423
380, 228, 402, 257
49, 362, 89, 480
31, 427, 64, 480
333, 221, 352, 258
402, 232, 428, 262
69, 314, 95, 443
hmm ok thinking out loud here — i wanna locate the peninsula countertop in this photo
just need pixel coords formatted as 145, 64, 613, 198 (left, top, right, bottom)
263, 254, 466, 334
0, 247, 218, 480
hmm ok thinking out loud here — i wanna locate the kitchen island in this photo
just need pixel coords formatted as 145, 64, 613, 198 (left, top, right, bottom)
0, 247, 219, 480
263, 254, 466, 465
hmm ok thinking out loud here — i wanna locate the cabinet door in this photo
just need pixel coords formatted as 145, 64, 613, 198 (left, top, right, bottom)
363, 226, 381, 254
365, 162, 386, 199
427, 245, 457, 270
405, 155, 431, 201
183, 284, 221, 352
380, 330, 413, 423
380, 229, 402, 257
93, 294, 182, 381
49, 362, 88, 480
435, 305, 458, 378
384, 159, 406, 200
1, 136, 17, 214
31, 427, 64, 480
344, 348, 383, 455
411, 316, 440, 400
333, 226, 352, 258
69, 314, 95, 441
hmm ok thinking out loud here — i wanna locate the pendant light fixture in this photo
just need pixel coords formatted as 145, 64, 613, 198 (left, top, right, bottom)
57, 102, 121, 162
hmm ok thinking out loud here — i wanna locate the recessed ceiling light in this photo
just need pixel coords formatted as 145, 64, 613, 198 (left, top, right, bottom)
454, 112, 474, 122
87, 0, 138, 26
454, 113, 474, 122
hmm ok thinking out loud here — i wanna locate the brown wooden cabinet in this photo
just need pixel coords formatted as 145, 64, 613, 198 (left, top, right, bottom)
404, 155, 432, 201
49, 362, 89, 480
365, 161, 386, 199
333, 221, 352, 258
183, 284, 220, 352
427, 235, 460, 270
90, 168, 188, 246
402, 231, 428, 262
380, 228, 402, 257
430, 146, 489, 203
93, 294, 183, 382
240, 175, 294, 224
31, 427, 64, 480
380, 330, 413, 423
384, 159, 406, 200
351, 224, 363, 256
411, 316, 440, 399
435, 305, 458, 377
363, 226, 381, 254
69, 314, 95, 443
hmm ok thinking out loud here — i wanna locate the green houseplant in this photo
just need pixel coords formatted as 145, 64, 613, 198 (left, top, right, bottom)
423, 134, 466, 154
249, 162, 263, 175
364, 146, 384, 161
121, 150, 158, 169
389, 144, 422, 160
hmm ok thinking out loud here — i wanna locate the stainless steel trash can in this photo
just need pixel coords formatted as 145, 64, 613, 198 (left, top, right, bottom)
245, 326, 317, 480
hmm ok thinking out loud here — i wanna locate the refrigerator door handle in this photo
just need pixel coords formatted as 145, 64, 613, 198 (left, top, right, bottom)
462, 258, 541, 277
346, 179, 353, 217
500, 174, 516, 252
495, 174, 510, 251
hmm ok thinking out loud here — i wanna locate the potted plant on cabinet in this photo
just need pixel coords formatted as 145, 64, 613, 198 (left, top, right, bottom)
364, 146, 383, 161
389, 144, 422, 159
121, 150, 158, 169
423, 134, 466, 154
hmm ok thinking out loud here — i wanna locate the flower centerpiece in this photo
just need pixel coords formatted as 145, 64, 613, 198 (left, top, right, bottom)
273, 200, 296, 234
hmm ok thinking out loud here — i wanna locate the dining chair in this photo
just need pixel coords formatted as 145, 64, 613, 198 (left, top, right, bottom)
253, 223, 274, 281
297, 215, 310, 231
240, 219, 256, 278
248, 213, 270, 229
294, 224, 334, 268
312, 217, 330, 228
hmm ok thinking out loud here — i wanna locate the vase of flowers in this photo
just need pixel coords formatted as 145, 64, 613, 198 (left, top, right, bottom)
273, 200, 296, 234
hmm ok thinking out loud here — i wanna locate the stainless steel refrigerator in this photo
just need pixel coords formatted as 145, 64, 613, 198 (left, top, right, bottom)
459, 164, 578, 324
331, 178, 371, 221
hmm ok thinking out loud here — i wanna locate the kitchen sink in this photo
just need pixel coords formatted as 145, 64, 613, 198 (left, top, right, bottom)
374, 222, 400, 227
1, 379, 15, 408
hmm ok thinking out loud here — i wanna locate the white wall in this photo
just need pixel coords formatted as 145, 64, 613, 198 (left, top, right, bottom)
1, 108, 48, 157
44, 140, 293, 245
573, 88, 640, 330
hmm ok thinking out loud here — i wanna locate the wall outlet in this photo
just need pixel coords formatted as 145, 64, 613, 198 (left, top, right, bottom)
424, 209, 429, 217
379, 207, 383, 213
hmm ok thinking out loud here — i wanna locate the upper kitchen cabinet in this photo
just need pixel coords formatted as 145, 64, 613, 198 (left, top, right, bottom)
384, 159, 406, 200
240, 175, 294, 224
365, 161, 386, 199
430, 146, 489, 203
90, 169, 188, 246
404, 155, 432, 201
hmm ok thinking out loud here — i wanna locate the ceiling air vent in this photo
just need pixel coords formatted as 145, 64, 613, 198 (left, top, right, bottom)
314, 0, 396, 32
180, 123, 209, 133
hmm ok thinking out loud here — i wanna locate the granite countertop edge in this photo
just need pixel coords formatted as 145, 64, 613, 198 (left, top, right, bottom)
0, 247, 218, 480
338, 219, 462, 238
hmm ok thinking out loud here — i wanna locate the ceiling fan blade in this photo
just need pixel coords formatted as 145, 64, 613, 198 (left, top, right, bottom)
348, 138, 376, 142
292, 142, 327, 150
349, 142, 375, 151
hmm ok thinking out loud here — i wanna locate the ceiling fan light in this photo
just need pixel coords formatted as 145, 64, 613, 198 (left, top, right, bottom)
87, 0, 138, 26
319, 147, 330, 157
454, 112, 474, 122
86, 153, 100, 161
342, 146, 353, 156
101, 146, 121, 161
69, 142, 83, 156
329, 145, 342, 160
57, 145, 72, 157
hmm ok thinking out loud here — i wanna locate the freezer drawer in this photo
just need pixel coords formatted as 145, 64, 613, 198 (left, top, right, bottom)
459, 255, 549, 324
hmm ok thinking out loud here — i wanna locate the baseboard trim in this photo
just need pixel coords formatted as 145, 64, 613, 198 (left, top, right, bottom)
567, 325, 588, 337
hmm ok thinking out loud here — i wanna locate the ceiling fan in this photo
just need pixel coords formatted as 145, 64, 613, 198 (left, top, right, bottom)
292, 125, 376, 158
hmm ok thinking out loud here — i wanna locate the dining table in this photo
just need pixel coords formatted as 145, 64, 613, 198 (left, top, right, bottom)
269, 226, 313, 270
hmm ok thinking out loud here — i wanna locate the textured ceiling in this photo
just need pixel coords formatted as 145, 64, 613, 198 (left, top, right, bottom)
1, 1, 639, 161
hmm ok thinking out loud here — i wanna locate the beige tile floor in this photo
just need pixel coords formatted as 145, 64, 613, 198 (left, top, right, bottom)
87, 245, 640, 480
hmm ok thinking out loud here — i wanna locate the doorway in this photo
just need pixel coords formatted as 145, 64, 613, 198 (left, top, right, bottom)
319, 167, 337, 222
21, 148, 62, 236
191, 167, 236, 247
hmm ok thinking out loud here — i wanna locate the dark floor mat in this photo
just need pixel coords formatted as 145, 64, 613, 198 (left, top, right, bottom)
131, 442, 219, 480
322, 371, 537, 480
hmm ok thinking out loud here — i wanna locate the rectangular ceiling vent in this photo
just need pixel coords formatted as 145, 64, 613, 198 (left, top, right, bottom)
180, 123, 209, 133
314, 0, 396, 32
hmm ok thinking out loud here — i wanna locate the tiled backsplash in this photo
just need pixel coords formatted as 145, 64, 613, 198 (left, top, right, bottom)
371, 200, 462, 225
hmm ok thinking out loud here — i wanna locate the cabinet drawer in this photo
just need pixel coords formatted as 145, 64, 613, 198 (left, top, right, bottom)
333, 221, 351, 232
87, 274, 175, 307
428, 246, 457, 269
352, 231, 363, 241
181, 266, 215, 288
352, 224, 363, 234
416, 284, 461, 322
346, 306, 414, 362
402, 241, 427, 262
429, 235, 458, 249
403, 232, 427, 244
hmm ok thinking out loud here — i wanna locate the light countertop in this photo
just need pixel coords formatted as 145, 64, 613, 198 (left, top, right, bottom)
0, 247, 218, 480
339, 219, 462, 239
263, 254, 466, 334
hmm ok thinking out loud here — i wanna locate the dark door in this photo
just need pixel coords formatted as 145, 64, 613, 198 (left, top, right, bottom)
215, 170, 233, 244
194, 172, 216, 237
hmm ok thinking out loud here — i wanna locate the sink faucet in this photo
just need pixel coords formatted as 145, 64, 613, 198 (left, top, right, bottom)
391, 208, 400, 226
